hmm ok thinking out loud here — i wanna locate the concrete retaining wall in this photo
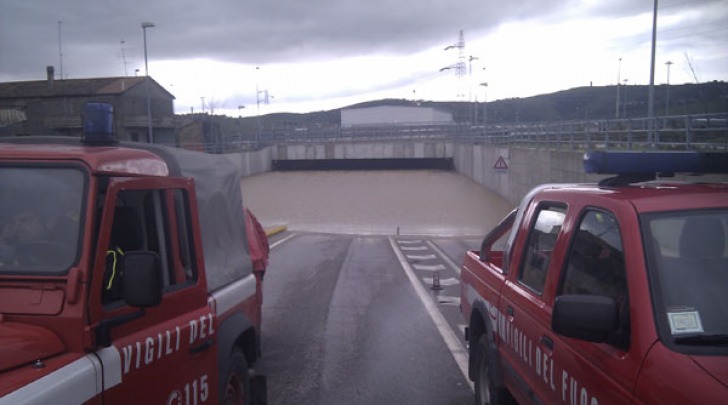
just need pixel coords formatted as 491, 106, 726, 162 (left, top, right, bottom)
223, 146, 273, 177
272, 141, 453, 160
233, 141, 727, 206
452, 144, 728, 205
452, 144, 603, 205
250, 141, 590, 205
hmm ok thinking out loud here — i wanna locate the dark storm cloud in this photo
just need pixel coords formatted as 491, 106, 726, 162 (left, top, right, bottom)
2, 0, 724, 105
580, 0, 725, 18
1, 0, 567, 80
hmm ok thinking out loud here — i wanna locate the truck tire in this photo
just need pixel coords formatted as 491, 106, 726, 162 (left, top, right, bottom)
473, 335, 512, 405
222, 348, 250, 405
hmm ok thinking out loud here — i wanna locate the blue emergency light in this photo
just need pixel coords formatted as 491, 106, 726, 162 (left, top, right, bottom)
584, 150, 728, 175
81, 102, 118, 145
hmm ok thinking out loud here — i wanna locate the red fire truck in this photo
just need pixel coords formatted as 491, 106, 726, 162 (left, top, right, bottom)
0, 103, 268, 404
461, 151, 728, 404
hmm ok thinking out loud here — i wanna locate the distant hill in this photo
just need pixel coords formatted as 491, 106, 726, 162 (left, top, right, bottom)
178, 81, 728, 139
339, 81, 727, 124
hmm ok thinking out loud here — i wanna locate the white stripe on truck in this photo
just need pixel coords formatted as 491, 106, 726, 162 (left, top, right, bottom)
0, 346, 122, 405
211, 274, 256, 316
3, 275, 257, 403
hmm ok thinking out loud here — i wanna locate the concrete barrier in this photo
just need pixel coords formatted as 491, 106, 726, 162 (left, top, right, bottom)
272, 140, 452, 161
453, 144, 728, 205
223, 146, 273, 177
233, 141, 727, 207
453, 144, 603, 205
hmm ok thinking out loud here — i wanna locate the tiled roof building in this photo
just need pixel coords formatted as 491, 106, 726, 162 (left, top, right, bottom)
0, 66, 176, 144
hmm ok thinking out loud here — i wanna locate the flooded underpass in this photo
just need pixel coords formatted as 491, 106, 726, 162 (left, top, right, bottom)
240, 169, 513, 236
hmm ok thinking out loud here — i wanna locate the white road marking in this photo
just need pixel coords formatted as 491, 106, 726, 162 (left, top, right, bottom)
400, 245, 428, 251
422, 277, 460, 287
406, 254, 437, 260
426, 240, 462, 276
270, 233, 297, 249
389, 237, 473, 392
436, 296, 462, 306
397, 239, 423, 244
413, 263, 447, 272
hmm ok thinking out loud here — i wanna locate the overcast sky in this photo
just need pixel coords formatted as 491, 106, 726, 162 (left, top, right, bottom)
1, 0, 726, 116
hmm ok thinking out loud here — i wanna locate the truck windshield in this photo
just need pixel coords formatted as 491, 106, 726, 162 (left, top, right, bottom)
643, 210, 728, 349
0, 166, 85, 274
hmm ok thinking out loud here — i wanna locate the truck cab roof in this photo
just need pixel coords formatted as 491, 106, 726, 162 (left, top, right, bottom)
0, 138, 170, 176
532, 181, 728, 214
0, 136, 251, 292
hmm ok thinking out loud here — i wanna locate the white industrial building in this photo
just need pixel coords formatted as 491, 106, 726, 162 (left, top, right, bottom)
341, 105, 453, 127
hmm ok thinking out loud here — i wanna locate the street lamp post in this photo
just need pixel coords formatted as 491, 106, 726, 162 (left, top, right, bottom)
665, 61, 673, 116
237, 105, 245, 150
468, 56, 479, 123
480, 82, 488, 127
439, 65, 457, 100
256, 87, 261, 149
142, 22, 155, 143
623, 79, 629, 118
255, 67, 261, 149
647, 0, 659, 145
616, 58, 622, 118
253, 67, 274, 149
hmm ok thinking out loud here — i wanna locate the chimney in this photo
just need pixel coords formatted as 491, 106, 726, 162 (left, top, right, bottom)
46, 66, 55, 90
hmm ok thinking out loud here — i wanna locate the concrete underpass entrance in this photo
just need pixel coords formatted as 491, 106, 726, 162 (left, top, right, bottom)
240, 169, 513, 237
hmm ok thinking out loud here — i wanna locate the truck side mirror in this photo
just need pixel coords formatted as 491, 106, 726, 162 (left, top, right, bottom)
552, 295, 619, 343
122, 251, 163, 308
96, 252, 162, 347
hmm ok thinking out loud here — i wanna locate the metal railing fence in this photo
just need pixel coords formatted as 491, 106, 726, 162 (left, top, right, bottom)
179, 113, 728, 153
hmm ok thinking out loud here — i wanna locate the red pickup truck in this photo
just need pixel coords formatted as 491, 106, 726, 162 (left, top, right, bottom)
461, 151, 728, 405
0, 103, 268, 404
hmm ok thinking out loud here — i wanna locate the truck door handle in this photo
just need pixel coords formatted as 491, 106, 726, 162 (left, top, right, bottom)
540, 335, 554, 351
189, 338, 215, 354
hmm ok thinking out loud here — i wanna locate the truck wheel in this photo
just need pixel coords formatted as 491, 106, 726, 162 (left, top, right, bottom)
222, 349, 250, 405
473, 335, 511, 405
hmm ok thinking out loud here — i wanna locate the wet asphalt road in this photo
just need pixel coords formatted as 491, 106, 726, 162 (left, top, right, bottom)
257, 232, 478, 405
242, 170, 512, 404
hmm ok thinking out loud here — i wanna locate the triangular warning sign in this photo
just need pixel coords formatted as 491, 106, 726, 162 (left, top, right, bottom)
494, 156, 508, 170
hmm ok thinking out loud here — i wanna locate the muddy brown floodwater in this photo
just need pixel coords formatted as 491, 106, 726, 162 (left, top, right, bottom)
241, 170, 513, 237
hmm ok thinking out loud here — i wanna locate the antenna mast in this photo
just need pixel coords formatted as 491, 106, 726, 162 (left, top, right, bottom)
443, 29, 466, 99
121, 40, 128, 76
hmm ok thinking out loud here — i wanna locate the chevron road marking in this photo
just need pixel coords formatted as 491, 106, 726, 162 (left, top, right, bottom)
389, 237, 473, 392
413, 263, 447, 272
397, 239, 423, 244
400, 245, 428, 251
422, 277, 460, 287
426, 240, 463, 276
406, 254, 437, 261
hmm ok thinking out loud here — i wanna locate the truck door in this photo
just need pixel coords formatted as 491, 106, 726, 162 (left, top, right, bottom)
499, 202, 566, 403
551, 208, 635, 404
89, 180, 218, 404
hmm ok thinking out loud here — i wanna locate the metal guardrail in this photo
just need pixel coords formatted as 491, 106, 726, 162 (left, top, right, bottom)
181, 113, 728, 153
476, 114, 728, 151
